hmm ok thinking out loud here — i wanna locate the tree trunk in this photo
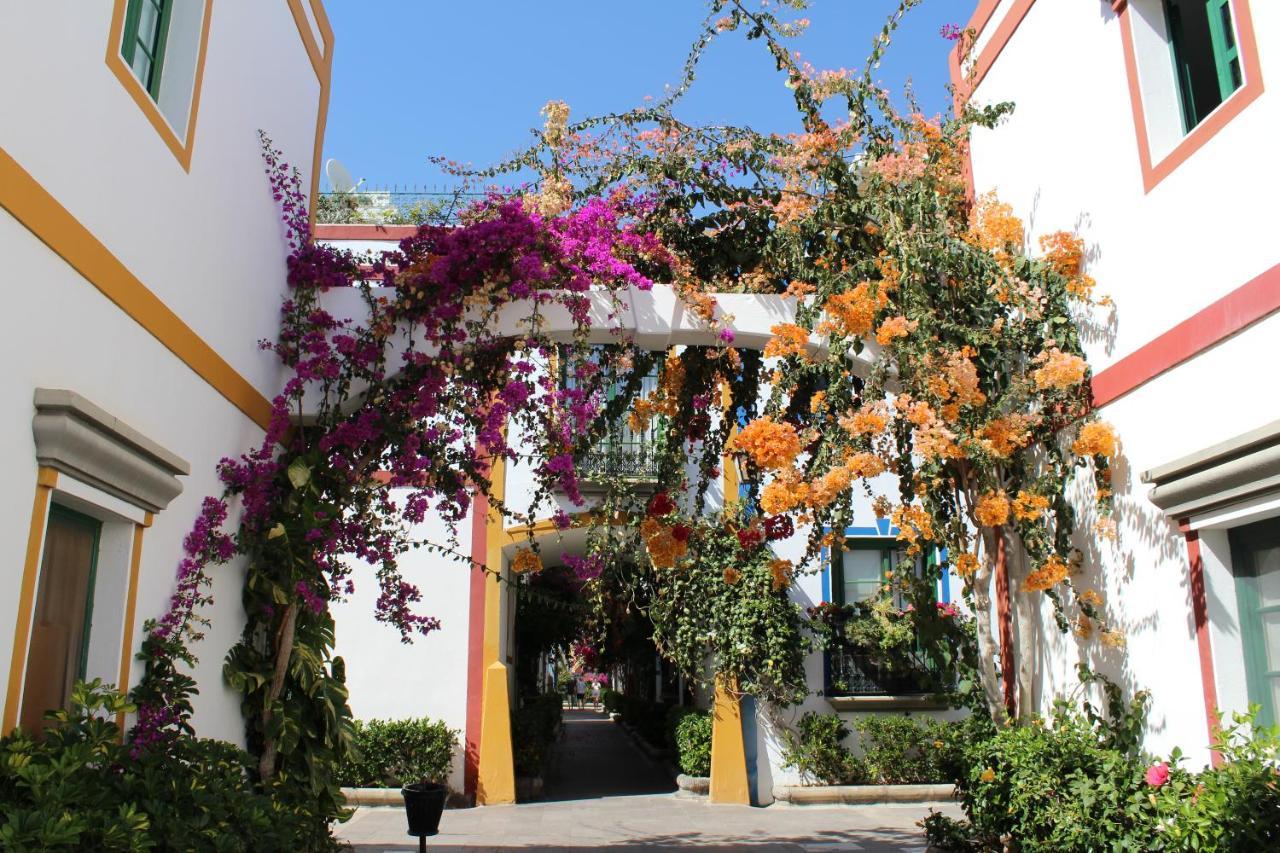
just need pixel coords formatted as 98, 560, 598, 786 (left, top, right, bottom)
258, 601, 298, 781
993, 530, 1017, 718
971, 530, 1006, 722
1008, 540, 1039, 721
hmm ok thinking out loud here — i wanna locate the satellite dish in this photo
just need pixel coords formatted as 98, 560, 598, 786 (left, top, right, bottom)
325, 158, 358, 193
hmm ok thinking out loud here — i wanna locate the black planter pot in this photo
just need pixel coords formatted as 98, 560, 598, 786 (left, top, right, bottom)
401, 782, 446, 838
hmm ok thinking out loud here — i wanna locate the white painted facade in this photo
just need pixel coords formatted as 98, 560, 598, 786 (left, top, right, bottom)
964, 0, 1280, 764
0, 1, 329, 744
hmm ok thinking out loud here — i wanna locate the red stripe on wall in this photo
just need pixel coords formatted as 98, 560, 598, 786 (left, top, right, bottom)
1180, 523, 1223, 766
463, 490, 488, 798
1092, 261, 1280, 408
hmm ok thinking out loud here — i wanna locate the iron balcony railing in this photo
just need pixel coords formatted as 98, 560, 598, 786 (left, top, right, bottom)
577, 432, 663, 483
823, 645, 940, 697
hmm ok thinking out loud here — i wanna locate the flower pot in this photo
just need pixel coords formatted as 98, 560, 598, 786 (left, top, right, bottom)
401, 782, 446, 838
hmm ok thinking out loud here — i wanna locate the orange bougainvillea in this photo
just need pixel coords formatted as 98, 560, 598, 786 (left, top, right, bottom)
764, 322, 811, 359
729, 417, 802, 470
840, 403, 889, 437
1012, 490, 1051, 522
1073, 421, 1117, 458
875, 315, 918, 346
823, 281, 887, 337
979, 413, 1034, 458
769, 557, 794, 592
974, 492, 1011, 527
760, 469, 809, 515
1038, 231, 1084, 278
954, 552, 980, 578
1023, 554, 1070, 592
512, 548, 543, 574
1033, 347, 1088, 390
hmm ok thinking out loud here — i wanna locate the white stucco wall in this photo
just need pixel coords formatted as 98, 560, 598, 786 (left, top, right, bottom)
966, 0, 1280, 764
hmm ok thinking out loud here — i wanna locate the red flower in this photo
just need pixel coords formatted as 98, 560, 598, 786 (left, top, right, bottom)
763, 514, 794, 540
647, 491, 676, 518
737, 526, 764, 550
1145, 762, 1170, 787
671, 523, 692, 543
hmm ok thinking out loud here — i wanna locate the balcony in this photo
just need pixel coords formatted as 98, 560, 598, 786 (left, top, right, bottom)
577, 433, 663, 485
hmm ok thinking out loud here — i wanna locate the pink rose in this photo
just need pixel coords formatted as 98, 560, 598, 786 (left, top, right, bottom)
1145, 762, 1170, 787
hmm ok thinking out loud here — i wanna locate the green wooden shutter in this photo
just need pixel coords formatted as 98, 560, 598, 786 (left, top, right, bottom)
121, 0, 173, 100
1230, 518, 1280, 729
1205, 0, 1243, 101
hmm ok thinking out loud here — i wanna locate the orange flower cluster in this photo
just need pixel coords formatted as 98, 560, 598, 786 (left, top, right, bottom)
1078, 588, 1103, 607
875, 315, 918, 346
979, 413, 1034, 457
629, 352, 686, 431
729, 417, 802, 470
807, 466, 852, 510
1023, 554, 1070, 592
968, 191, 1024, 259
844, 451, 887, 479
769, 558, 794, 592
840, 403, 889, 437
808, 390, 827, 415
892, 503, 935, 555
785, 279, 816, 298
823, 281, 888, 337
1012, 490, 1051, 521
723, 567, 742, 585
773, 183, 814, 227
760, 469, 809, 515
512, 548, 543, 574
1038, 231, 1083, 277
898, 397, 960, 462
641, 516, 687, 569
1072, 421, 1117, 458
953, 552, 980, 578
1033, 347, 1088, 390
764, 323, 811, 359
974, 492, 1010, 527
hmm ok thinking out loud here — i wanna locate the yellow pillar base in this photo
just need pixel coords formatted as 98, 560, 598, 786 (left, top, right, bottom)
476, 661, 515, 805
708, 681, 750, 805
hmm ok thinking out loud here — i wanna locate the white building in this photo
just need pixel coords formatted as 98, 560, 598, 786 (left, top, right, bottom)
958, 0, 1280, 764
0, 1, 333, 744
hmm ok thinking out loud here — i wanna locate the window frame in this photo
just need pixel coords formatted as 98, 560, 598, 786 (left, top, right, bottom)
1228, 516, 1280, 728
833, 537, 895, 607
121, 0, 174, 101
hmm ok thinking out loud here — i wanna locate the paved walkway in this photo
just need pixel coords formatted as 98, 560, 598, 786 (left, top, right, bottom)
541, 708, 676, 801
335, 708, 958, 850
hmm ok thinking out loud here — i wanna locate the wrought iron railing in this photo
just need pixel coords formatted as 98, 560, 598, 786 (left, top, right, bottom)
577, 433, 663, 483
824, 645, 939, 697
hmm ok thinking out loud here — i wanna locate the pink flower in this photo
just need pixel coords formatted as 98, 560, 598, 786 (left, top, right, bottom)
1145, 762, 1170, 787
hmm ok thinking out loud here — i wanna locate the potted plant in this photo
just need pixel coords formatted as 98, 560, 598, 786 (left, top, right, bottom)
401, 778, 446, 848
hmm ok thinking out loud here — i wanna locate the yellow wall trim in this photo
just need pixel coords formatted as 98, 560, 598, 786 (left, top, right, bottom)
0, 147, 274, 430
115, 516, 151, 729
3, 468, 58, 734
105, 0, 215, 172
286, 0, 334, 231
709, 678, 751, 805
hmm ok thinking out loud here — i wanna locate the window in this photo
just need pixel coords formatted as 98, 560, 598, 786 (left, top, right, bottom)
835, 539, 911, 605
1229, 516, 1280, 727
121, 0, 173, 100
1165, 0, 1243, 131
19, 505, 102, 734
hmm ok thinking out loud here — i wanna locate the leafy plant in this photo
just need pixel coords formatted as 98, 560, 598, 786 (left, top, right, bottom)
337, 717, 458, 788
781, 712, 864, 785
854, 715, 949, 784
511, 694, 563, 777
674, 711, 712, 777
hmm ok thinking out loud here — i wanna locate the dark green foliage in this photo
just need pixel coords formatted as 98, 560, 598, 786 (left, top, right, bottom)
673, 711, 712, 777
336, 717, 458, 788
601, 689, 623, 714
619, 695, 673, 749
511, 693, 563, 777
781, 712, 864, 785
853, 715, 950, 784
0, 682, 334, 852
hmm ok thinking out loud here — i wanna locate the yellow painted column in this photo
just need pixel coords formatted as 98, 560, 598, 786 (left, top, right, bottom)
476, 452, 515, 805
709, 396, 751, 804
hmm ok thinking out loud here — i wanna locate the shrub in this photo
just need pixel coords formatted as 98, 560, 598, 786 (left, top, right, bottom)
854, 715, 950, 784
336, 717, 458, 788
620, 695, 671, 749
601, 689, 623, 714
512, 693, 563, 777
0, 681, 328, 852
923, 691, 1280, 852
674, 711, 712, 777
782, 712, 864, 785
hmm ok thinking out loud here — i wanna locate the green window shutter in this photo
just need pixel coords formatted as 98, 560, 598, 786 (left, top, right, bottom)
1230, 518, 1280, 729
121, 0, 173, 100
1205, 0, 1243, 101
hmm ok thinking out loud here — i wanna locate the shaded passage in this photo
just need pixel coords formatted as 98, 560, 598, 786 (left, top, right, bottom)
540, 708, 676, 801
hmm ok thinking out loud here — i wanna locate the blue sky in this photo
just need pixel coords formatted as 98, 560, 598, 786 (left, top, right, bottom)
320, 1, 968, 191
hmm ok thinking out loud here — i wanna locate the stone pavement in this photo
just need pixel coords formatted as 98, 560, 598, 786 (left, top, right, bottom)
335, 707, 957, 850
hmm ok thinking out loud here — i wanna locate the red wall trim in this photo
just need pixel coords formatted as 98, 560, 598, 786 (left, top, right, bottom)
1117, 0, 1264, 193
951, 0, 1039, 106
1092, 260, 1280, 408
463, 490, 488, 798
313, 223, 419, 240
1180, 522, 1223, 766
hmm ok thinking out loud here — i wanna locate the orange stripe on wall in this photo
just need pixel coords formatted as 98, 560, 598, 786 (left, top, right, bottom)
1180, 523, 1223, 766
3, 468, 58, 734
0, 147, 274, 430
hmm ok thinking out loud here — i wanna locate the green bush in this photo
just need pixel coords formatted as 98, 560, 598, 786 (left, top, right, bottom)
512, 693, 563, 777
0, 681, 329, 852
620, 695, 672, 749
601, 689, 623, 714
336, 717, 457, 788
923, 691, 1280, 852
782, 712, 864, 785
674, 711, 712, 777
854, 715, 950, 784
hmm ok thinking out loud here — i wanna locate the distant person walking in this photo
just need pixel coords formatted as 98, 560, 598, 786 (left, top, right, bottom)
591, 680, 602, 709
575, 677, 586, 709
